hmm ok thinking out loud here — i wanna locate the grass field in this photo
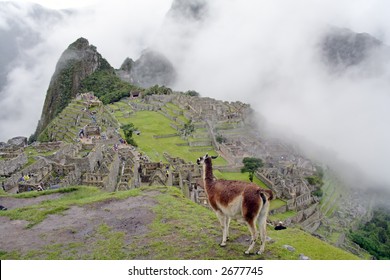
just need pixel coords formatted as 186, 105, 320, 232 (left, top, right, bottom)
0, 185, 360, 260
115, 109, 227, 165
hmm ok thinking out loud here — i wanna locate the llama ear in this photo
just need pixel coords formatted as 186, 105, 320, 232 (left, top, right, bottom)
211, 155, 218, 159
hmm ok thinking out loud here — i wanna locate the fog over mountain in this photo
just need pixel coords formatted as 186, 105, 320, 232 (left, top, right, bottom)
1, 0, 390, 190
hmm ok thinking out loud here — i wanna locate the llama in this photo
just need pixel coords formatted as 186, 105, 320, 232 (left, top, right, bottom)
196, 154, 274, 255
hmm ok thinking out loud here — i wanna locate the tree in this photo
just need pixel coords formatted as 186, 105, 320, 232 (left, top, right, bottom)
216, 134, 227, 144
185, 90, 200, 97
121, 123, 137, 147
241, 157, 263, 182
180, 121, 195, 137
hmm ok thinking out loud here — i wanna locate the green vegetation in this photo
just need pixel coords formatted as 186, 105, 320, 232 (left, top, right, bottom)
184, 90, 200, 96
117, 109, 226, 165
81, 70, 139, 104
349, 208, 390, 259
0, 185, 359, 260
121, 123, 137, 147
143, 85, 172, 96
306, 167, 324, 198
268, 227, 359, 260
216, 134, 227, 144
241, 157, 263, 182
269, 211, 297, 222
180, 120, 195, 137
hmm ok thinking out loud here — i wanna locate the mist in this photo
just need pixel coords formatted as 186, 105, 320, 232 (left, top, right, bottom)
1, 0, 390, 190
154, 0, 390, 190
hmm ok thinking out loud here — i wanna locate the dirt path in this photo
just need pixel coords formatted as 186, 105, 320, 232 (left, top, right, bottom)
0, 193, 64, 209
0, 194, 157, 256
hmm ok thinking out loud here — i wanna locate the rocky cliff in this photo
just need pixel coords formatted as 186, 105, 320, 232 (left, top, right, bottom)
34, 37, 112, 139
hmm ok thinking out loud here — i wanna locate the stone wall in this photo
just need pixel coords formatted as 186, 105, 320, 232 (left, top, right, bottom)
189, 140, 212, 147
103, 152, 120, 192
0, 152, 27, 176
4, 158, 50, 191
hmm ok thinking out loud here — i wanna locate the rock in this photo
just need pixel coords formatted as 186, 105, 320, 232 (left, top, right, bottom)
299, 253, 310, 260
265, 236, 274, 243
117, 49, 176, 88
7, 136, 27, 147
283, 245, 296, 252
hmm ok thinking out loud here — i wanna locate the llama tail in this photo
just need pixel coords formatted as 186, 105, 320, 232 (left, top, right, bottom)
260, 189, 274, 202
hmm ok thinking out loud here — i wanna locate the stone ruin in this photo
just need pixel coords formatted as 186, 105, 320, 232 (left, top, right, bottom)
0, 138, 28, 177
1, 92, 324, 231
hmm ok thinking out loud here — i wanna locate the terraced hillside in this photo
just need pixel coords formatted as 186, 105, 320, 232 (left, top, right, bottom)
109, 98, 224, 165
313, 172, 373, 258
38, 98, 118, 143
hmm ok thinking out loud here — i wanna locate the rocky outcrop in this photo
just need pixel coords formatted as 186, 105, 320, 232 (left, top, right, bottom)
117, 49, 176, 88
35, 37, 112, 139
320, 27, 388, 71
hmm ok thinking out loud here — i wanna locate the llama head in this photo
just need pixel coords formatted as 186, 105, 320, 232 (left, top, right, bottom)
196, 154, 218, 165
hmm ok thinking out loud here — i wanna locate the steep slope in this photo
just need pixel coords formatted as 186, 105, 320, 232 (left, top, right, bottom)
34, 37, 112, 139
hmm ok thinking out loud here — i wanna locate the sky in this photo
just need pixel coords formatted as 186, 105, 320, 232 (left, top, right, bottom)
1, 0, 390, 190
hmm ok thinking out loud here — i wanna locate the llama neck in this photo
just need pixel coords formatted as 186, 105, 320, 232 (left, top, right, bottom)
202, 159, 214, 191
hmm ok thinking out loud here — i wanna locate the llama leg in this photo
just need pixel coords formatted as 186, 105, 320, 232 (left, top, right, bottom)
216, 212, 228, 246
244, 220, 258, 255
257, 220, 267, 255
225, 217, 231, 241
257, 203, 269, 254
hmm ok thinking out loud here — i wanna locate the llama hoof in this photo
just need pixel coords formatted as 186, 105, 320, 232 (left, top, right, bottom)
244, 250, 251, 255
256, 250, 264, 255
219, 243, 227, 247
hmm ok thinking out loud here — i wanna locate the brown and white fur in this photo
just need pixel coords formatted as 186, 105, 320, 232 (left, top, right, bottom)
197, 154, 274, 255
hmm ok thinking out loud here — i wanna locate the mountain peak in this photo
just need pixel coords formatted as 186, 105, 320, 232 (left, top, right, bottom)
33, 37, 111, 140
321, 26, 384, 70
68, 37, 91, 50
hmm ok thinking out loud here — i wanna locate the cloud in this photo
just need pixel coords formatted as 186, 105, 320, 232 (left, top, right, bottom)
153, 0, 390, 189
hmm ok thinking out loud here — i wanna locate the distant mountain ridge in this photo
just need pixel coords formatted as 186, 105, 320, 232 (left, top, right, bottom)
320, 26, 390, 73
117, 49, 176, 88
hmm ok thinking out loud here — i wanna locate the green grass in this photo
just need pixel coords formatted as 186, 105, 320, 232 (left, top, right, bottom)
116, 109, 227, 165
127, 186, 360, 260
267, 227, 359, 260
214, 171, 268, 189
269, 211, 297, 222
0, 185, 360, 260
